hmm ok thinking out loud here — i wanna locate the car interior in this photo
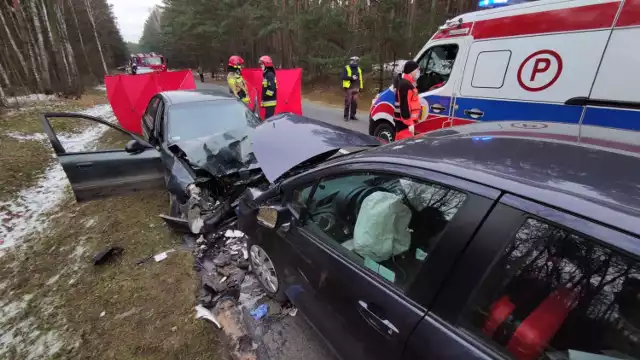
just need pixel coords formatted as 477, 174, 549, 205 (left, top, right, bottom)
303, 173, 466, 290
464, 218, 640, 360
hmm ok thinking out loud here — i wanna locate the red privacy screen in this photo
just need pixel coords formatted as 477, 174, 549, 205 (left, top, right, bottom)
242, 68, 303, 119
105, 70, 196, 134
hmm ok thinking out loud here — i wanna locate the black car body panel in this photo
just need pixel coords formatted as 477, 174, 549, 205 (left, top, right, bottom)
169, 128, 258, 178
238, 123, 640, 360
251, 113, 383, 183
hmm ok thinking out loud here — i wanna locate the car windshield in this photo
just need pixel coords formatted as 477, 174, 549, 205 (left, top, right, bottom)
143, 57, 162, 65
167, 100, 261, 142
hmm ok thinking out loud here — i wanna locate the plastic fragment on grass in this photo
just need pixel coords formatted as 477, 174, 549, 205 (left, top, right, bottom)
195, 304, 222, 329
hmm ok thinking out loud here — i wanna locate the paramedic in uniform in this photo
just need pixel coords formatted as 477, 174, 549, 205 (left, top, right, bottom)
259, 55, 277, 120
227, 55, 250, 105
393, 60, 422, 137
341, 56, 363, 121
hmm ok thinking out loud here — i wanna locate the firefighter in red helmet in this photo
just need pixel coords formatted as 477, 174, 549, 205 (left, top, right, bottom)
227, 55, 249, 104
259, 55, 277, 120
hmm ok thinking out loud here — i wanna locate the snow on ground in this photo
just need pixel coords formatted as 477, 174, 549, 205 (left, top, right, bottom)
6, 94, 57, 105
5, 132, 48, 142
94, 85, 106, 92
0, 104, 115, 250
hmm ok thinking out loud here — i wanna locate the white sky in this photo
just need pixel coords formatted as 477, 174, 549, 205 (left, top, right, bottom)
107, 0, 162, 43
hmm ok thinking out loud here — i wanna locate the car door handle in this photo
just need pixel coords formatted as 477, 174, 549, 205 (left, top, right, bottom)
76, 162, 93, 168
430, 104, 446, 113
464, 108, 484, 119
357, 300, 399, 337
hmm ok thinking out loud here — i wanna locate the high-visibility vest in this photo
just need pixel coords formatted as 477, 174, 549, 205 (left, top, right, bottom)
343, 66, 363, 89
227, 72, 249, 104
393, 74, 421, 125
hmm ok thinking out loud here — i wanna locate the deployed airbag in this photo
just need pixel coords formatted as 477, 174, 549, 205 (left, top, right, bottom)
353, 192, 412, 262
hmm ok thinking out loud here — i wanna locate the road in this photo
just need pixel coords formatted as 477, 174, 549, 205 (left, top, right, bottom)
197, 81, 342, 360
197, 82, 369, 134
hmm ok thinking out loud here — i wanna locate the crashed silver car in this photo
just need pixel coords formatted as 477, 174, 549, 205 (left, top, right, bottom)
40, 89, 382, 235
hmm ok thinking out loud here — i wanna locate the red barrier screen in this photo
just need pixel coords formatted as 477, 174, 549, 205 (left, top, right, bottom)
242, 68, 303, 119
105, 70, 196, 134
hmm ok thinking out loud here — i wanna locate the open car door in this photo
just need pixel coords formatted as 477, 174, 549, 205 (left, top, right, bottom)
41, 112, 165, 202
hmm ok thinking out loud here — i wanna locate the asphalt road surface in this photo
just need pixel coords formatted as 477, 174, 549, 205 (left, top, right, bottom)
197, 82, 370, 135
197, 80, 341, 360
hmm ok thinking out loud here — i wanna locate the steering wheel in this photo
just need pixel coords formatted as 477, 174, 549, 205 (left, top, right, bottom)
348, 186, 389, 219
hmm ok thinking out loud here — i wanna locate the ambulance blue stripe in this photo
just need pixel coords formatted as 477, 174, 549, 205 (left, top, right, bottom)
582, 107, 640, 131
453, 97, 583, 124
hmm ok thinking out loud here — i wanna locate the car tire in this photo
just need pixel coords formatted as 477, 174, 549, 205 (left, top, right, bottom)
373, 122, 395, 142
247, 235, 288, 303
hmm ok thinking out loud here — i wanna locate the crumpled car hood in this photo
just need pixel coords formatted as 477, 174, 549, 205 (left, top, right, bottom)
251, 113, 382, 182
170, 127, 258, 177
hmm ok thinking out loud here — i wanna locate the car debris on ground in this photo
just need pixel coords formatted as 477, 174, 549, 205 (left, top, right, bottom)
189, 224, 299, 360
92, 245, 124, 266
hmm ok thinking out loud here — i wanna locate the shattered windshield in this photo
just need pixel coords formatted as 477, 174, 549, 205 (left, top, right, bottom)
167, 100, 261, 143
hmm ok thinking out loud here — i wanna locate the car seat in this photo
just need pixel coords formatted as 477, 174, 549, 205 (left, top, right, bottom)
483, 282, 577, 360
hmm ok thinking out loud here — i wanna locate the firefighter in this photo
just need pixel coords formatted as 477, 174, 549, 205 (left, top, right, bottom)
227, 55, 249, 104
259, 55, 277, 120
341, 56, 363, 121
394, 60, 422, 137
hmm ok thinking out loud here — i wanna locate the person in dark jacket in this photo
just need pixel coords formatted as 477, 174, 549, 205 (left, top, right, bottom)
393, 60, 423, 137
341, 56, 363, 121
259, 55, 277, 120
197, 66, 204, 83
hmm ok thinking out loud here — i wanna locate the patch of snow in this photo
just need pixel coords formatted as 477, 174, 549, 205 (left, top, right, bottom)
83, 218, 96, 228
114, 307, 140, 320
0, 105, 115, 250
4, 132, 48, 142
94, 85, 106, 92
6, 94, 57, 105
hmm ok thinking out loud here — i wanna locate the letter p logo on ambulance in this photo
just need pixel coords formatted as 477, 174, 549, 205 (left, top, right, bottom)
517, 50, 563, 92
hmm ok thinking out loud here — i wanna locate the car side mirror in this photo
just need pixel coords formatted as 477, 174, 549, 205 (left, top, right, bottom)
257, 206, 291, 230
125, 139, 147, 154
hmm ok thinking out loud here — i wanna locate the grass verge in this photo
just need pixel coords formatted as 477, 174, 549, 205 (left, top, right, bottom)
1, 90, 224, 359
0, 90, 110, 203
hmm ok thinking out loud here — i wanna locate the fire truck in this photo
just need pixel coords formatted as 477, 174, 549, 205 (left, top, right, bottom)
127, 53, 167, 75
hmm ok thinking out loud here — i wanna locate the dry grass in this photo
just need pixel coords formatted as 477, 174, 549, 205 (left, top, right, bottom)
0, 191, 224, 360
0, 90, 224, 360
0, 91, 111, 202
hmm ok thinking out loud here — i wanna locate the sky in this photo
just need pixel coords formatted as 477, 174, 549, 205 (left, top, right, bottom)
107, 0, 162, 43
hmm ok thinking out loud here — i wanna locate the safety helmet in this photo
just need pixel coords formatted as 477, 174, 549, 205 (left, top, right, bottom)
228, 55, 245, 68
350, 56, 360, 63
259, 55, 274, 67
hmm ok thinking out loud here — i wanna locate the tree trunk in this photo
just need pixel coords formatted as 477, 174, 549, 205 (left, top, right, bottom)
54, 0, 74, 90
83, 0, 108, 76
0, 51, 10, 88
0, 7, 30, 81
18, 3, 46, 92
66, 0, 93, 77
0, 82, 7, 107
29, 0, 52, 91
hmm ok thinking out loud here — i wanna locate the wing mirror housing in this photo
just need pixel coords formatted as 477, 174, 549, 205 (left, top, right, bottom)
125, 139, 148, 154
257, 206, 291, 230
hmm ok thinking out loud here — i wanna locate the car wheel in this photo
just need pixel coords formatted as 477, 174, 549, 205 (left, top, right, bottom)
247, 236, 287, 302
374, 122, 395, 142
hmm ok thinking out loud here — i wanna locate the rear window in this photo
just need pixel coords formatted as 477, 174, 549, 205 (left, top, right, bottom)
461, 217, 640, 360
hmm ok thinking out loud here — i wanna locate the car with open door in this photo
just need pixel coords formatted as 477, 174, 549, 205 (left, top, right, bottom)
237, 122, 640, 360
41, 91, 383, 234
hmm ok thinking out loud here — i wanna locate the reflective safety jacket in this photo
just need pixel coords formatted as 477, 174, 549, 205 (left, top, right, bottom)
394, 74, 422, 127
342, 65, 363, 89
261, 69, 277, 108
227, 72, 249, 104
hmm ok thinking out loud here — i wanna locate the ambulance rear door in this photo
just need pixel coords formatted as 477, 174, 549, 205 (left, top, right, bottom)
453, 0, 621, 135
578, 0, 640, 155
413, 34, 471, 134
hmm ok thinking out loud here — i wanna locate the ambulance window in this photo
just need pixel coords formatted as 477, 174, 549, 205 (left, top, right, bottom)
461, 217, 640, 360
416, 44, 459, 93
471, 50, 511, 89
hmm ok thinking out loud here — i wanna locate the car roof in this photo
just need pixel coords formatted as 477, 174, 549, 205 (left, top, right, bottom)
355, 127, 640, 237
160, 89, 235, 105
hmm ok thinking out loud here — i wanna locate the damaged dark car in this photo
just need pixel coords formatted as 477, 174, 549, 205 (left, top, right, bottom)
40, 88, 382, 235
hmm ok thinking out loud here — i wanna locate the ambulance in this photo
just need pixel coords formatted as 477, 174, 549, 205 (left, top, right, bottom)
368, 0, 640, 147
